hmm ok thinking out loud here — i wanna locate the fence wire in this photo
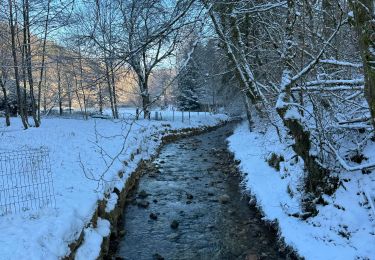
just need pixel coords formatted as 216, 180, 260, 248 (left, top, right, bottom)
0, 148, 55, 215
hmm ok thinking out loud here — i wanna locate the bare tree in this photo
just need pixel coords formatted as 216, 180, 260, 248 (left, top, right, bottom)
118, 0, 191, 118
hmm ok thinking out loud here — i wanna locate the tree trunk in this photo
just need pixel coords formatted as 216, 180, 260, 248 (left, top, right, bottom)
140, 76, 150, 119
15, 0, 29, 125
37, 0, 51, 123
74, 77, 83, 114
43, 68, 47, 113
78, 50, 88, 120
350, 0, 375, 130
66, 74, 72, 114
110, 58, 118, 118
105, 57, 115, 118
242, 95, 253, 130
0, 79, 10, 126
8, 0, 28, 129
21, 22, 29, 125
21, 47, 29, 124
98, 83, 103, 115
23, 0, 39, 126
57, 59, 63, 116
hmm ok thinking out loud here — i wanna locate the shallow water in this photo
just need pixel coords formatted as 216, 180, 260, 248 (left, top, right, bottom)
116, 124, 285, 260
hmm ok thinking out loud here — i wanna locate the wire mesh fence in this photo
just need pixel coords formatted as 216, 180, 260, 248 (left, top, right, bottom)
0, 148, 55, 216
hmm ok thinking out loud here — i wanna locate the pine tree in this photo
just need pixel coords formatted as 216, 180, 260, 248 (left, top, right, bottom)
177, 47, 200, 111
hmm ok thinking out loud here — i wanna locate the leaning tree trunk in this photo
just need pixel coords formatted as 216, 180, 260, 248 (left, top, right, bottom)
206, 3, 260, 129
350, 0, 375, 130
276, 0, 327, 195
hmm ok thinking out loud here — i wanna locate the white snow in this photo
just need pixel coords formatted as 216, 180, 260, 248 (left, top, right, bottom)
105, 192, 119, 213
284, 106, 301, 120
75, 218, 111, 260
0, 109, 227, 259
228, 121, 375, 260
319, 59, 362, 68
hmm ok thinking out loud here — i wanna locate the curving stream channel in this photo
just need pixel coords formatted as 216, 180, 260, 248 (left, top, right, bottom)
115, 123, 285, 260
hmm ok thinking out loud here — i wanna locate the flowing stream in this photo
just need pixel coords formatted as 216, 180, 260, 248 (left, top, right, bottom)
115, 123, 285, 260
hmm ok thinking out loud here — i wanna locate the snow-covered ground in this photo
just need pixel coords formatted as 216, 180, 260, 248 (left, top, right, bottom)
0, 109, 227, 259
228, 121, 375, 260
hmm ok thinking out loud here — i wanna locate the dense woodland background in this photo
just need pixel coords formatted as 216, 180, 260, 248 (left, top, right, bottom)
1, 0, 375, 212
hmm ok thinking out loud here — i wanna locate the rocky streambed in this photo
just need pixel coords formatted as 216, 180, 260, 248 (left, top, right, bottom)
113, 123, 286, 260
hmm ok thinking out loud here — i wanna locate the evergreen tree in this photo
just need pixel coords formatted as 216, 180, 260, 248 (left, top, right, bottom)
176, 48, 200, 111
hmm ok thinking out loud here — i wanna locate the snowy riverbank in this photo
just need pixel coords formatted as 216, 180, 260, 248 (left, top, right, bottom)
228, 121, 375, 260
0, 111, 228, 259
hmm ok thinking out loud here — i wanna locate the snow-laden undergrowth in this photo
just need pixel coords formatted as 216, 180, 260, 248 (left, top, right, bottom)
0, 112, 227, 259
228, 121, 375, 260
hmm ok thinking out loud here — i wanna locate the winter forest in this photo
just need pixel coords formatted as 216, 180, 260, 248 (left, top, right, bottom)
0, 0, 374, 259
